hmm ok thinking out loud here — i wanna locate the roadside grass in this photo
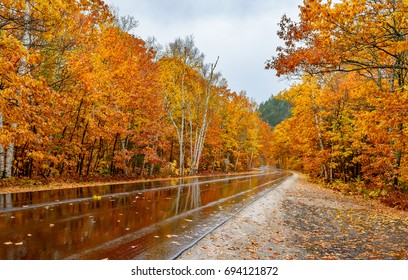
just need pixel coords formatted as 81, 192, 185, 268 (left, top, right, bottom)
323, 178, 408, 212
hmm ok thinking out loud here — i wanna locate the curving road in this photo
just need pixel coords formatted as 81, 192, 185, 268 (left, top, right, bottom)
178, 173, 408, 260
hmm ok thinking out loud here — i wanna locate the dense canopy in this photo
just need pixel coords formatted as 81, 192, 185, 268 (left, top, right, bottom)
267, 0, 408, 191
0, 0, 273, 180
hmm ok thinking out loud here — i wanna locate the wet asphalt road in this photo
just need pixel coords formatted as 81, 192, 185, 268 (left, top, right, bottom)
0, 169, 290, 259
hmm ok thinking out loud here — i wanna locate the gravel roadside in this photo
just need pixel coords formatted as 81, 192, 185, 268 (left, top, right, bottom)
177, 173, 408, 260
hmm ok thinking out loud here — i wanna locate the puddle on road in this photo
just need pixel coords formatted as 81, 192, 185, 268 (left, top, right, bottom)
0, 171, 289, 259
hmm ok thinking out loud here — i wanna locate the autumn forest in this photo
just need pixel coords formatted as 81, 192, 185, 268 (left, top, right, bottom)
267, 0, 408, 204
1, 0, 408, 207
0, 0, 273, 181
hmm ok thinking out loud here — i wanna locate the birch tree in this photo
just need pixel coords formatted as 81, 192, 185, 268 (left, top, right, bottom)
159, 36, 205, 176
188, 58, 220, 175
0, 0, 30, 178
0, 113, 4, 177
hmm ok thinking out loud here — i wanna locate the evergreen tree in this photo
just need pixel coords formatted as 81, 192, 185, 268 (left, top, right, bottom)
258, 96, 292, 129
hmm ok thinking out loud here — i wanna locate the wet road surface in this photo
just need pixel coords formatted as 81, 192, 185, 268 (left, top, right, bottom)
178, 173, 408, 260
0, 169, 290, 259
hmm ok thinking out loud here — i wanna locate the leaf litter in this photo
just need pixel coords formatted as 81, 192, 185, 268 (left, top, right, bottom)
178, 174, 408, 260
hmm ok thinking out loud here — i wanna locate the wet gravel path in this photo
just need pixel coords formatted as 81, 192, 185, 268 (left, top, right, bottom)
177, 173, 408, 260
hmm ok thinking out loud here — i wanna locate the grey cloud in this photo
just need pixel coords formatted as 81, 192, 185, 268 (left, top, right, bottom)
110, 0, 286, 25
104, 0, 302, 103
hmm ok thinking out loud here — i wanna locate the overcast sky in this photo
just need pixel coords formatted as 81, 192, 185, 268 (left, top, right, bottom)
103, 0, 303, 104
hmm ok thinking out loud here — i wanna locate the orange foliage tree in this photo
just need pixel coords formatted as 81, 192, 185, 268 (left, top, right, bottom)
1, 1, 273, 181
267, 0, 407, 189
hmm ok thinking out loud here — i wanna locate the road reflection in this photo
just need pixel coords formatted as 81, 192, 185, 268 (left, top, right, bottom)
0, 170, 290, 259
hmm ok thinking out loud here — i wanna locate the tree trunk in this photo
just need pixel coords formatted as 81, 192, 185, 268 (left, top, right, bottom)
5, 123, 17, 178
234, 147, 240, 172
0, 113, 4, 178
3, 1, 31, 178
0, 147, 4, 178
188, 105, 194, 175
189, 58, 218, 175
110, 133, 119, 175
169, 140, 174, 162
311, 89, 328, 181
249, 148, 254, 170
140, 155, 145, 177
164, 71, 186, 176
393, 124, 403, 188
179, 107, 185, 176
225, 152, 230, 173
149, 163, 154, 177
390, 56, 404, 188
121, 137, 128, 175
86, 145, 95, 176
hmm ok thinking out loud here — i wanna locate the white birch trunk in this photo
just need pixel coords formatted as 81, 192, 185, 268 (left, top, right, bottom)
189, 58, 218, 175
188, 105, 194, 175
4, 2, 30, 178
164, 69, 186, 176
178, 71, 186, 176
0, 113, 4, 177
5, 131, 16, 178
